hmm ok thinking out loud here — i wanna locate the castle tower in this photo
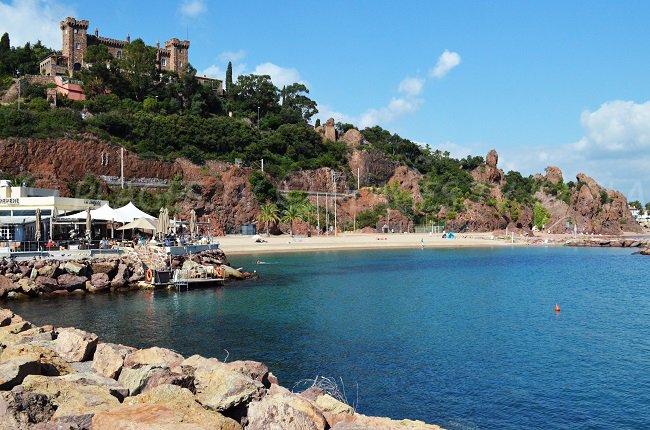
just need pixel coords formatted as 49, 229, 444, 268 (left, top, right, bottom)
60, 17, 89, 74
164, 38, 190, 73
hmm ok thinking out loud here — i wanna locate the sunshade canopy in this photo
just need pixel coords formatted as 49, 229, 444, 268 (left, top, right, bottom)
117, 217, 158, 232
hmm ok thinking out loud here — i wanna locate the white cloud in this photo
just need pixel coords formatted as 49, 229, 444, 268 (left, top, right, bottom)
253, 62, 304, 88
179, 0, 206, 18
198, 64, 225, 79
218, 49, 246, 64
398, 76, 425, 97
358, 97, 423, 129
501, 100, 650, 203
0, 0, 73, 48
430, 50, 461, 79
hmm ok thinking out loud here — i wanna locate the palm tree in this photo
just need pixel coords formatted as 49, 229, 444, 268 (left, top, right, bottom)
282, 204, 303, 237
257, 202, 280, 237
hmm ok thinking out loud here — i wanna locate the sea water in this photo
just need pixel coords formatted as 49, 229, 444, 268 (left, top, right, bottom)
6, 247, 650, 429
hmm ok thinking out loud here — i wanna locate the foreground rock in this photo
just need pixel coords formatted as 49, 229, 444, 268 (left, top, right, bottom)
0, 308, 443, 429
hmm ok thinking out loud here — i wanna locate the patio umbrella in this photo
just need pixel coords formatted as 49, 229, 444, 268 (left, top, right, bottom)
49, 207, 57, 239
34, 208, 41, 242
111, 217, 114, 239
189, 209, 196, 237
85, 207, 92, 240
157, 208, 168, 239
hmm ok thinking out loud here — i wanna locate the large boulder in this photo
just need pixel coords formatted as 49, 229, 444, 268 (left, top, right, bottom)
226, 360, 270, 387
88, 273, 110, 292
108, 384, 242, 429
330, 415, 442, 430
0, 275, 18, 299
34, 276, 60, 293
0, 357, 41, 390
182, 355, 266, 413
0, 388, 57, 429
56, 274, 88, 291
91, 260, 118, 275
117, 364, 166, 396
92, 342, 137, 380
17, 278, 38, 296
54, 327, 98, 362
63, 261, 87, 276
1, 343, 74, 376
0, 308, 20, 327
123, 346, 184, 371
247, 385, 327, 430
58, 372, 129, 402
20, 374, 120, 418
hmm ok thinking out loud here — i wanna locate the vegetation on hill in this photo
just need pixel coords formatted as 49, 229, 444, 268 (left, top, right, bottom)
0, 31, 646, 228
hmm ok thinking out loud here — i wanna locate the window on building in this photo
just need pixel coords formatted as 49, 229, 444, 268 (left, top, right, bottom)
75, 43, 80, 50
74, 29, 78, 34
161, 58, 166, 67
116, 51, 122, 59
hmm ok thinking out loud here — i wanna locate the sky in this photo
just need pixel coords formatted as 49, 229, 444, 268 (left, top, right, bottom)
2, 0, 650, 203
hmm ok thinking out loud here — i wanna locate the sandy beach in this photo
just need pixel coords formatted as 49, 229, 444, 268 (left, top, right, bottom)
216, 232, 529, 255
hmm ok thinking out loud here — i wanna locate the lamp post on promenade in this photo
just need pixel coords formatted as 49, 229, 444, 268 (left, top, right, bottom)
257, 106, 260, 127
16, 70, 20, 111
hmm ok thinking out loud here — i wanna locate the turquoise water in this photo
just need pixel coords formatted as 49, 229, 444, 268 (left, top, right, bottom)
6, 247, 650, 429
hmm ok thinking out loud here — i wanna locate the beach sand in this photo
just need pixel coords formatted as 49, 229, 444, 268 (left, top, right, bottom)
217, 232, 528, 256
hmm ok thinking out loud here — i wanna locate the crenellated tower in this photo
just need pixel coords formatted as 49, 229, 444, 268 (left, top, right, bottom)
60, 17, 89, 72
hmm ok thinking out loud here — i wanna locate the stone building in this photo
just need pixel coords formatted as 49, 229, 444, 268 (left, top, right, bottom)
40, 17, 191, 76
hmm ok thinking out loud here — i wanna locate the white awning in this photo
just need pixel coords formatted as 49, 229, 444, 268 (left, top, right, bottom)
114, 202, 156, 223
61, 203, 128, 223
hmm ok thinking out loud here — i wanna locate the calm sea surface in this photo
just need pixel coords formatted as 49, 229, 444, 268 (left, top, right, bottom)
6, 247, 650, 429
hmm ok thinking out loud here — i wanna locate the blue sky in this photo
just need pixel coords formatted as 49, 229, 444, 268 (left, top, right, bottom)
2, 0, 650, 203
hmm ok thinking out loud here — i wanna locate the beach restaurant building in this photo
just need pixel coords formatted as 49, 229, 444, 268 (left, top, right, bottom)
0, 181, 106, 242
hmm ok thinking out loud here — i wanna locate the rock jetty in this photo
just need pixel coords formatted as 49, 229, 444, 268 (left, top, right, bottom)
0, 308, 442, 429
564, 238, 649, 249
0, 249, 254, 300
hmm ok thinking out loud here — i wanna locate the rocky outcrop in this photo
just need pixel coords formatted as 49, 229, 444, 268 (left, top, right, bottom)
348, 148, 400, 188
471, 149, 503, 185
0, 137, 181, 193
0, 308, 443, 429
340, 129, 365, 147
545, 166, 563, 185
315, 117, 338, 142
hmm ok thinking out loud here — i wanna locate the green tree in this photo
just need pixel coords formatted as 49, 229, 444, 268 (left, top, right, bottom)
119, 39, 156, 100
0, 33, 9, 52
282, 204, 303, 237
315, 118, 321, 127
533, 202, 551, 229
629, 200, 642, 210
249, 170, 277, 203
384, 180, 414, 219
281, 83, 318, 121
257, 202, 280, 236
230, 74, 280, 119
645, 202, 650, 211
226, 61, 233, 96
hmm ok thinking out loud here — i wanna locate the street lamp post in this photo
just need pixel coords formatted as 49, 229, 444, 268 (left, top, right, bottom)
16, 70, 20, 111
257, 107, 260, 127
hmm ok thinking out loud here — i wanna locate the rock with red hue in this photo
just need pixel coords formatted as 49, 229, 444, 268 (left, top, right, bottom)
92, 342, 137, 380
123, 347, 184, 371
388, 166, 423, 203
226, 360, 270, 387
247, 385, 327, 430
35, 276, 59, 293
55, 327, 98, 362
56, 274, 87, 291
340, 129, 365, 147
471, 149, 503, 185
89, 273, 110, 292
545, 166, 563, 185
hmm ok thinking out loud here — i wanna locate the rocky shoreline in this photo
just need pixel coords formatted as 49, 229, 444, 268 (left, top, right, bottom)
564, 238, 650, 254
0, 308, 441, 429
0, 249, 255, 301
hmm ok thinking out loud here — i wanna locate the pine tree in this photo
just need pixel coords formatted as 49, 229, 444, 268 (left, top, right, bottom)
315, 118, 321, 127
226, 61, 233, 96
0, 33, 9, 52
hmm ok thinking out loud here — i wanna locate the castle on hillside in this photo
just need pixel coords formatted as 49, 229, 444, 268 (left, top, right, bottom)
38, 17, 222, 93
40, 17, 189, 76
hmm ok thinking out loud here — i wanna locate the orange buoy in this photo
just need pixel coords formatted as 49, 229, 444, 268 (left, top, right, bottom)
555, 304, 561, 312
145, 268, 153, 283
